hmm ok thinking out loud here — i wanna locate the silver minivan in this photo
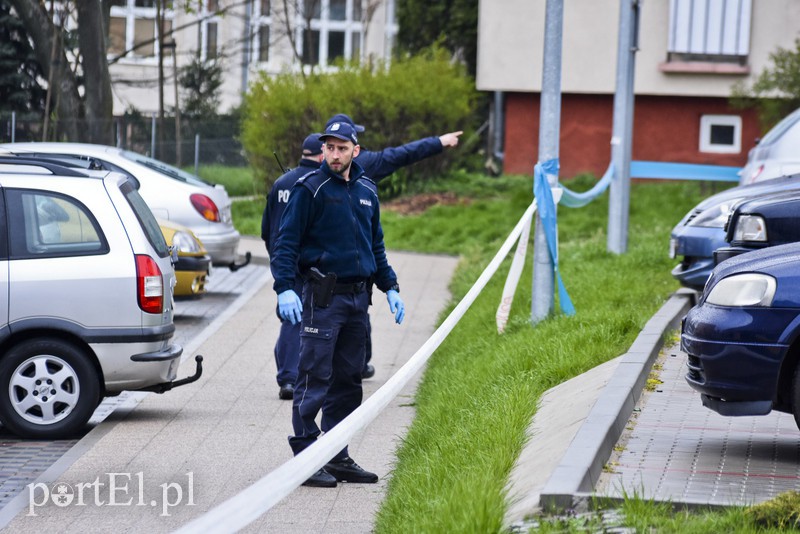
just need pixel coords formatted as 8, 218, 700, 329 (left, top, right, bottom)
0, 158, 198, 438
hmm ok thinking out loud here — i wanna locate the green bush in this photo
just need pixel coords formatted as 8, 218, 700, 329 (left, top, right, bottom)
240, 48, 478, 195
746, 491, 800, 529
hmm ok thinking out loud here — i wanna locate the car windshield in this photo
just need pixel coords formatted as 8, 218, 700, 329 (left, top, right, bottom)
119, 150, 213, 188
758, 108, 800, 146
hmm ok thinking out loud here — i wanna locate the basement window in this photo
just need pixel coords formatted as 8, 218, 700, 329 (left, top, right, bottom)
699, 115, 741, 154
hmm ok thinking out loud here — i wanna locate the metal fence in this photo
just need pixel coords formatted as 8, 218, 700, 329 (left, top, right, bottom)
0, 112, 247, 170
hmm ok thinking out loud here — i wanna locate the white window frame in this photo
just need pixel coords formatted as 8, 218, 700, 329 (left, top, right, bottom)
199, 3, 222, 62
295, 0, 365, 69
699, 114, 742, 154
108, 0, 175, 64
254, 0, 273, 65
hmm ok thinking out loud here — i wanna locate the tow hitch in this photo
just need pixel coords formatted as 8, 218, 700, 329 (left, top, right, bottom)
229, 251, 252, 272
140, 355, 204, 394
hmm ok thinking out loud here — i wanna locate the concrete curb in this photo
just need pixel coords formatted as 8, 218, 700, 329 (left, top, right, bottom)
538, 288, 696, 511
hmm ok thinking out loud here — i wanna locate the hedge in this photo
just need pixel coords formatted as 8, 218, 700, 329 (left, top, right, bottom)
240, 48, 478, 195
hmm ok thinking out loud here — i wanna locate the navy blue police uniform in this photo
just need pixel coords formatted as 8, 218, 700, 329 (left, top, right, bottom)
262, 156, 321, 393
354, 138, 441, 371
271, 157, 398, 460
324, 114, 443, 375
355, 136, 444, 182
324, 113, 445, 182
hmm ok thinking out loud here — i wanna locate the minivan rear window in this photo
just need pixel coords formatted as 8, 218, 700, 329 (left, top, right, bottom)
120, 181, 169, 258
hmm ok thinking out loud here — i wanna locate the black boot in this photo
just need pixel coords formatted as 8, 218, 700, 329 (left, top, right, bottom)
302, 468, 337, 488
324, 457, 378, 483
279, 383, 295, 400
361, 364, 375, 379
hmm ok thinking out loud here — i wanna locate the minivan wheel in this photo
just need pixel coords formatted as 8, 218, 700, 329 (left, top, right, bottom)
0, 339, 100, 439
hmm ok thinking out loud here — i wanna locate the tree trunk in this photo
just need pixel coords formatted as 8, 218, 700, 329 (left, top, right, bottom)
9, 0, 82, 141
76, 0, 114, 144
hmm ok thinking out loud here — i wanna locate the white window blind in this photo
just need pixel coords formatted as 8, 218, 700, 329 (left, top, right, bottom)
668, 0, 752, 56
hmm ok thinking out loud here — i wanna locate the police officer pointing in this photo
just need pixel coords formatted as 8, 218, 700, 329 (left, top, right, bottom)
271, 119, 405, 487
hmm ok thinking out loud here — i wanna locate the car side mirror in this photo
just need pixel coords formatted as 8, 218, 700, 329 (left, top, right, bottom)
170, 246, 178, 264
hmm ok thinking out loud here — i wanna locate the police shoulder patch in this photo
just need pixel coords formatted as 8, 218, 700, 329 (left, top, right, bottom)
296, 170, 325, 192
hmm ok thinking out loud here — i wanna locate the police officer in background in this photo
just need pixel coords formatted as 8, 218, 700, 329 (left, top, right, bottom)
261, 133, 324, 400
326, 113, 462, 379
271, 119, 405, 488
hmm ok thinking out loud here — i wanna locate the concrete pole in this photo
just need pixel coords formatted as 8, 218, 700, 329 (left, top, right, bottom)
151, 113, 157, 158
242, 0, 252, 95
172, 42, 183, 167
531, 0, 564, 324
607, 0, 640, 254
194, 134, 200, 177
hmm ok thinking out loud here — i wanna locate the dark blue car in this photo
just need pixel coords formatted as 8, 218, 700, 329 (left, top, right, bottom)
682, 241, 800, 429
715, 190, 800, 264
670, 174, 800, 289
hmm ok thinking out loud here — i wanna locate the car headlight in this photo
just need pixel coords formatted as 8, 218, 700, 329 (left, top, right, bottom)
705, 273, 776, 307
687, 200, 740, 228
171, 231, 202, 254
732, 214, 767, 242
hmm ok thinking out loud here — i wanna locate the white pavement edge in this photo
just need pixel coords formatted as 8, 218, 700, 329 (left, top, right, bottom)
505, 288, 695, 525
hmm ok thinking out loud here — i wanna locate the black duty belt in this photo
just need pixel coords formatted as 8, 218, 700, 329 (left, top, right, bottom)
332, 280, 368, 294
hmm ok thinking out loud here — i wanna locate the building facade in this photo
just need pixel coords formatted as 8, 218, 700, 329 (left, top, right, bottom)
107, 0, 398, 115
477, 0, 800, 177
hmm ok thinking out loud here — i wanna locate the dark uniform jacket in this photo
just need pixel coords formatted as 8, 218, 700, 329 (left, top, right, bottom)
356, 136, 443, 181
261, 136, 441, 254
271, 161, 397, 294
261, 158, 320, 256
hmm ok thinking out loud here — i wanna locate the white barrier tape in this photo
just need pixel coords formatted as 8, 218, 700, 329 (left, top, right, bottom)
175, 201, 540, 534
496, 203, 536, 333
495, 188, 562, 333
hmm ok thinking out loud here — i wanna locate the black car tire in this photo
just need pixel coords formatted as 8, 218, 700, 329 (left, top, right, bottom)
793, 364, 800, 431
0, 339, 100, 439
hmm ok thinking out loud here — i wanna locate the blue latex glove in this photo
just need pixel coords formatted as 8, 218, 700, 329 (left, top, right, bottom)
278, 290, 303, 325
387, 289, 405, 324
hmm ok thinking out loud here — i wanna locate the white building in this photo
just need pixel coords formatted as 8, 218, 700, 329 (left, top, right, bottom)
477, 0, 800, 176
107, 0, 398, 114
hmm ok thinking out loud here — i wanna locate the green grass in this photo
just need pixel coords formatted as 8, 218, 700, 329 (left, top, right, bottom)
369, 175, 729, 533
229, 172, 787, 531
192, 165, 263, 197
231, 199, 265, 236
534, 494, 797, 533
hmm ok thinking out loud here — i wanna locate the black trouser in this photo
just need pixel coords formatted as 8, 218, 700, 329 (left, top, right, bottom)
288, 282, 369, 459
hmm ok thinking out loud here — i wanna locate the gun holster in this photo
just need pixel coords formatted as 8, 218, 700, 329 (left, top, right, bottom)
308, 267, 337, 308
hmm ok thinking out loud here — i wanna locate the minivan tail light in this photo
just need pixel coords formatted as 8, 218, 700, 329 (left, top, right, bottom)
136, 254, 164, 314
190, 194, 220, 222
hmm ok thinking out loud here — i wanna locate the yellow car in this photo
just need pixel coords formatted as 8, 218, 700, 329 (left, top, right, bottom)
159, 219, 211, 298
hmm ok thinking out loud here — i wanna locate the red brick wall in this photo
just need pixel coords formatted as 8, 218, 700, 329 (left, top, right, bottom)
503, 92, 761, 178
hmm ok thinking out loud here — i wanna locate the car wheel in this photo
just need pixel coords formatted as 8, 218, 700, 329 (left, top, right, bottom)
0, 339, 100, 439
793, 364, 800, 431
